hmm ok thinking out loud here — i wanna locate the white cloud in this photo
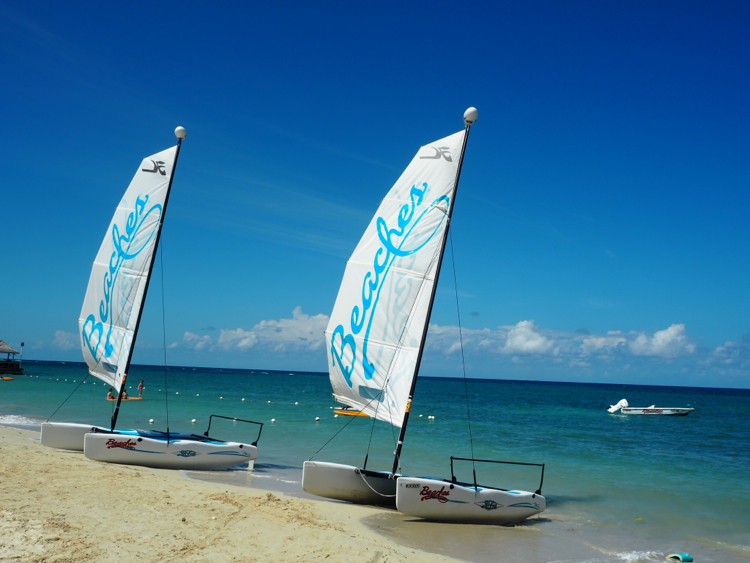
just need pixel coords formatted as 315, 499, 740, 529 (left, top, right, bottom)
710, 335, 750, 368
218, 328, 258, 350
170, 308, 704, 372
426, 320, 700, 364
182, 331, 213, 351
629, 324, 696, 358
426, 325, 501, 354
580, 335, 627, 355
502, 320, 559, 355
249, 306, 328, 352
174, 307, 328, 354
52, 330, 78, 350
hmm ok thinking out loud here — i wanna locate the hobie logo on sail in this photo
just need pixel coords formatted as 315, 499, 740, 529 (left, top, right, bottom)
330, 181, 450, 387
82, 194, 162, 364
142, 160, 167, 175
420, 146, 453, 162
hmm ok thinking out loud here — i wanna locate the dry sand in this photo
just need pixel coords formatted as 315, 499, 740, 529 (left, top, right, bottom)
0, 425, 457, 563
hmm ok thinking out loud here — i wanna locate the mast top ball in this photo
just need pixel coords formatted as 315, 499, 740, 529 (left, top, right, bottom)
463, 107, 478, 126
175, 126, 187, 139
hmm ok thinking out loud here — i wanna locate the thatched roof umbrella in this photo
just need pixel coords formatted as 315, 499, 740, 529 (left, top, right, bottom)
0, 340, 21, 359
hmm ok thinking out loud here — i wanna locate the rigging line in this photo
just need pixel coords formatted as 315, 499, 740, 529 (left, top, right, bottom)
159, 242, 170, 433
91, 371, 97, 420
448, 231, 476, 472
106, 238, 155, 430
320, 219, 444, 462
88, 235, 153, 390
365, 399, 381, 457
109, 259, 148, 371
88, 250, 150, 376
50, 260, 131, 420
312, 379, 397, 460
377, 241, 445, 451
309, 407, 363, 460
357, 471, 396, 497
46, 373, 92, 422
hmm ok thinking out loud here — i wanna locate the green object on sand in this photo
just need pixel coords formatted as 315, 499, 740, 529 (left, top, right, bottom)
666, 554, 693, 562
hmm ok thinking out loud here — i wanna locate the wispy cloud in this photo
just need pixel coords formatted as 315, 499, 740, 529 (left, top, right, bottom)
52, 330, 78, 351
167, 310, 705, 373
171, 307, 328, 353
425, 320, 698, 361
709, 334, 750, 368
178, 174, 371, 257
265, 124, 401, 172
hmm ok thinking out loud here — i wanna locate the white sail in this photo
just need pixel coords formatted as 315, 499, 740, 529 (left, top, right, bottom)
78, 146, 177, 390
326, 130, 465, 428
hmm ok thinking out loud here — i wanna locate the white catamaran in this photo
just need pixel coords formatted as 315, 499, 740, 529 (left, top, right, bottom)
302, 109, 546, 523
41, 128, 263, 470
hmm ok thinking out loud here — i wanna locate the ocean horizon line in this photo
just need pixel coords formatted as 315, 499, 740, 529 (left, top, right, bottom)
18, 359, 750, 393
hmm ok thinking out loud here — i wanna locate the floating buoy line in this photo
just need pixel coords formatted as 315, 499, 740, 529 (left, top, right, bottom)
21, 374, 441, 424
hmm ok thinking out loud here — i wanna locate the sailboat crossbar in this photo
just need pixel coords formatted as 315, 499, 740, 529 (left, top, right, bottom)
204, 414, 264, 446
449, 456, 546, 495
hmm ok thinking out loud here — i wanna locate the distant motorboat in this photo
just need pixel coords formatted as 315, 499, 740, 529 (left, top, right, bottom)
607, 398, 694, 416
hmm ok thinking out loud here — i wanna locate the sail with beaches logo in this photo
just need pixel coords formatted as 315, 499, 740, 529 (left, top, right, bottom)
326, 130, 466, 429
78, 147, 177, 392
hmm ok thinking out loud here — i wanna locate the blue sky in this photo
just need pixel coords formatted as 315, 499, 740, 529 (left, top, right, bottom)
1, 1, 748, 388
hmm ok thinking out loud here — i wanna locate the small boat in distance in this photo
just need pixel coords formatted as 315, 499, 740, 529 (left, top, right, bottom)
607, 399, 695, 416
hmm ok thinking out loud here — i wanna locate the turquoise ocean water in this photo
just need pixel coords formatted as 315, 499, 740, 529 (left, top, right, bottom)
2, 360, 749, 563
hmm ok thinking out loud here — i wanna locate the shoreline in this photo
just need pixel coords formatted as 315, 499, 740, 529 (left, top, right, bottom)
0, 423, 676, 563
0, 424, 458, 563
4, 373, 750, 563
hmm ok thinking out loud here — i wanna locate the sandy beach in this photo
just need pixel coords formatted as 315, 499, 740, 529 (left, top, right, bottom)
0, 425, 456, 563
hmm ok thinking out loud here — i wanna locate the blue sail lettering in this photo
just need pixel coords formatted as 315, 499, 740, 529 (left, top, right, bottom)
330, 325, 356, 386
81, 315, 104, 360
331, 181, 450, 387
82, 192, 163, 364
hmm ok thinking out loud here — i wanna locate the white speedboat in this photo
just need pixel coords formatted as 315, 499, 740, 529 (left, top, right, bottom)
607, 399, 694, 416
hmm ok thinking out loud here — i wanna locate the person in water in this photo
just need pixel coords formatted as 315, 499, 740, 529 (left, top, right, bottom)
107, 388, 113, 399
138, 380, 144, 399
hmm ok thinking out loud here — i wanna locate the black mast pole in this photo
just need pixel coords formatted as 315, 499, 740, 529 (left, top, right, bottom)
391, 109, 477, 476
111, 128, 186, 431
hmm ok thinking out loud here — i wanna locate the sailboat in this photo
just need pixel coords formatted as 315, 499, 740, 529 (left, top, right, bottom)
302, 108, 547, 523
40, 128, 263, 470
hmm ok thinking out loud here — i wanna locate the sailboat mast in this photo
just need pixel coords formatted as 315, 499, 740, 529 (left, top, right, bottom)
391, 109, 477, 475
111, 128, 186, 431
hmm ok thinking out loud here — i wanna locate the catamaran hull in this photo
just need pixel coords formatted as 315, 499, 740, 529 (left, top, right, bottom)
396, 477, 545, 524
84, 433, 258, 470
302, 461, 397, 506
41, 423, 145, 451
40, 422, 107, 451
